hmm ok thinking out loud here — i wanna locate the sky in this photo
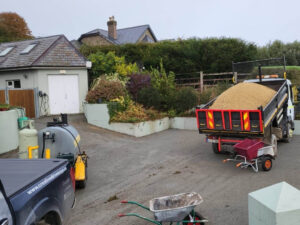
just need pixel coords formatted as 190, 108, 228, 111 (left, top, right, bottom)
1, 0, 300, 46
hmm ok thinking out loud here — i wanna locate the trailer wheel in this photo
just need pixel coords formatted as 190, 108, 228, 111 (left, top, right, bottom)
212, 143, 221, 154
261, 156, 272, 171
282, 123, 293, 143
183, 212, 205, 225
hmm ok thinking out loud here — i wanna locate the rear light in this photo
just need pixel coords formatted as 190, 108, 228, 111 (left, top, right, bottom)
70, 167, 76, 190
207, 111, 215, 129
243, 112, 250, 131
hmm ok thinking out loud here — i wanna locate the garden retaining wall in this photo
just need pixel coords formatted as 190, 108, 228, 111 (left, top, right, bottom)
84, 103, 198, 137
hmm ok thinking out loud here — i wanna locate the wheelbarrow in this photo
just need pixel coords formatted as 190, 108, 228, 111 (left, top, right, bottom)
118, 192, 208, 225
223, 138, 276, 172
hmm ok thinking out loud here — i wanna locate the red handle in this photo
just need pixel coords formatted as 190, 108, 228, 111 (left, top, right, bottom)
121, 200, 128, 203
118, 214, 125, 217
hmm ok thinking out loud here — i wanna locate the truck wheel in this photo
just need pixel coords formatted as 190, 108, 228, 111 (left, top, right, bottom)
261, 156, 272, 171
283, 123, 293, 143
212, 143, 221, 154
271, 134, 277, 156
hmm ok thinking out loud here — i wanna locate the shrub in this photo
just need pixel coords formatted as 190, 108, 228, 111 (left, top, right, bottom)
85, 79, 126, 103
88, 51, 138, 79
171, 87, 198, 113
137, 87, 161, 109
110, 102, 165, 123
199, 88, 214, 104
127, 74, 151, 100
81, 38, 258, 74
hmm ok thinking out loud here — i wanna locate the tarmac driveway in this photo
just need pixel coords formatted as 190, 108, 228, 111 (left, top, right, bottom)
18, 115, 300, 224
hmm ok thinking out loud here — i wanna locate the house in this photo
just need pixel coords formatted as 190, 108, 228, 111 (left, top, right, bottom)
0, 35, 90, 118
77, 16, 157, 46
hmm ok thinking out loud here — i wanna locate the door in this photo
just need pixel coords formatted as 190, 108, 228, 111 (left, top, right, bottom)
0, 180, 14, 225
48, 75, 79, 114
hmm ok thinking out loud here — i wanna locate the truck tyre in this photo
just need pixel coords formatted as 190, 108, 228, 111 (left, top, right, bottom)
261, 156, 272, 171
282, 123, 293, 143
271, 134, 277, 156
212, 143, 221, 154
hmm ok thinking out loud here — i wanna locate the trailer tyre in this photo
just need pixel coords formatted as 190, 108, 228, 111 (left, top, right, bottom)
212, 143, 221, 154
283, 123, 293, 143
261, 156, 272, 171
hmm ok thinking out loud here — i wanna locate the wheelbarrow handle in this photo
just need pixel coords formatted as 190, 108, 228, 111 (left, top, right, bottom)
118, 213, 161, 225
120, 200, 150, 211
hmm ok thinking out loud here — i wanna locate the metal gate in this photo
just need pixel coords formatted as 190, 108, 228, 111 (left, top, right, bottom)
0, 89, 37, 118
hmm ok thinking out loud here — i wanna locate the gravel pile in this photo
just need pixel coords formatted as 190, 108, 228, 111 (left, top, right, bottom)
210, 82, 276, 110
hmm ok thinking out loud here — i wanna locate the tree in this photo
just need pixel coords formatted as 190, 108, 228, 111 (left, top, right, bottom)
0, 12, 33, 43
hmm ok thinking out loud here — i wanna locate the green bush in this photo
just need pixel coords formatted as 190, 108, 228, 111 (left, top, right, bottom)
199, 88, 214, 104
137, 87, 161, 109
171, 87, 198, 113
81, 38, 257, 74
85, 79, 126, 103
88, 51, 138, 79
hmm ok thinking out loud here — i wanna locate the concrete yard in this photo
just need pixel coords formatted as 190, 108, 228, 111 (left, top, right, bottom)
5, 115, 300, 225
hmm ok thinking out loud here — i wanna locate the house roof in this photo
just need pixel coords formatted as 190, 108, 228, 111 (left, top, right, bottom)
0, 35, 87, 71
79, 24, 157, 45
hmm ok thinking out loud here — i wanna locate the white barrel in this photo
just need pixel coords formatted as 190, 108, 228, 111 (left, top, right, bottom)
19, 120, 38, 159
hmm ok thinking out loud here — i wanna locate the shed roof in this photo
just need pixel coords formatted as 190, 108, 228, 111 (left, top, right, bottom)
0, 35, 87, 71
79, 25, 157, 44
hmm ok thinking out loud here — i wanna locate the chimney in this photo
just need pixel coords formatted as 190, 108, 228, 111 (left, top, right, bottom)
107, 16, 117, 40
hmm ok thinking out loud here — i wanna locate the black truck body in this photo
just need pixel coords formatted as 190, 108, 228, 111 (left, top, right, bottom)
0, 159, 75, 225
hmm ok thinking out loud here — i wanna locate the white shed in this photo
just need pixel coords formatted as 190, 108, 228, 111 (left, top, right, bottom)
249, 181, 300, 225
0, 35, 90, 118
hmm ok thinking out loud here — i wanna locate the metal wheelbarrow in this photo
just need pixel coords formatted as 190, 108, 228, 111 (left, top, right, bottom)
119, 192, 208, 224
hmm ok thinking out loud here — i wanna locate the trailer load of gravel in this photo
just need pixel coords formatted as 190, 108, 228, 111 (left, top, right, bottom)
210, 82, 276, 110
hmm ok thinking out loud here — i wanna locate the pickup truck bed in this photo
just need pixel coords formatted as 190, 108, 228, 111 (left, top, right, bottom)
0, 159, 66, 198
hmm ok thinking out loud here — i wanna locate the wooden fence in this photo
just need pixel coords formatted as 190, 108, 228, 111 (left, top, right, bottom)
0, 90, 5, 104
175, 71, 249, 92
0, 89, 36, 118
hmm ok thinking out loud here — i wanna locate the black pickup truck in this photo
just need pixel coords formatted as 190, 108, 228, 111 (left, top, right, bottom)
0, 159, 75, 225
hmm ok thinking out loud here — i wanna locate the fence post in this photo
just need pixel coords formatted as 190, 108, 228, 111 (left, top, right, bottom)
200, 71, 204, 93
234, 72, 238, 84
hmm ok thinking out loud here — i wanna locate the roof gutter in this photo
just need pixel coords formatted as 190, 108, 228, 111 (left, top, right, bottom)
0, 66, 88, 72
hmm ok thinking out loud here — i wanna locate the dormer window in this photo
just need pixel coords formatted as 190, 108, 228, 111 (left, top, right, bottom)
0, 46, 14, 56
20, 43, 37, 54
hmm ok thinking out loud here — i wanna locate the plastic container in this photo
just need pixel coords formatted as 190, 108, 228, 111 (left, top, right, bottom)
18, 117, 28, 129
234, 139, 264, 160
19, 120, 38, 159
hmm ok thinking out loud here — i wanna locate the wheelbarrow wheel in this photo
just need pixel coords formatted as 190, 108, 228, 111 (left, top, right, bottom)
261, 156, 272, 171
183, 212, 205, 225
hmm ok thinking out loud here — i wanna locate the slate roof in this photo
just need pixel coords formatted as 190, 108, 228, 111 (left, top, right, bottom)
79, 25, 157, 45
0, 35, 87, 71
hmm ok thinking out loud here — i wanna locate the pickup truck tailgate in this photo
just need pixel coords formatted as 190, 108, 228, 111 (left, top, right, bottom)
0, 159, 67, 197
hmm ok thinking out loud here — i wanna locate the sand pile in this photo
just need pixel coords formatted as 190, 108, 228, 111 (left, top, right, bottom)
210, 83, 276, 110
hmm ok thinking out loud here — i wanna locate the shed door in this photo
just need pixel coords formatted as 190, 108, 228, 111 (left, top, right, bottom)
48, 75, 79, 114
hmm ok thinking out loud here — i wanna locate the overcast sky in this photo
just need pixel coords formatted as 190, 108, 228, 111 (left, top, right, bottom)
1, 0, 299, 46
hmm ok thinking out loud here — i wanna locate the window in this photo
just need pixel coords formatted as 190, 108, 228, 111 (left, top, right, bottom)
20, 43, 37, 54
0, 47, 14, 56
6, 80, 21, 88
